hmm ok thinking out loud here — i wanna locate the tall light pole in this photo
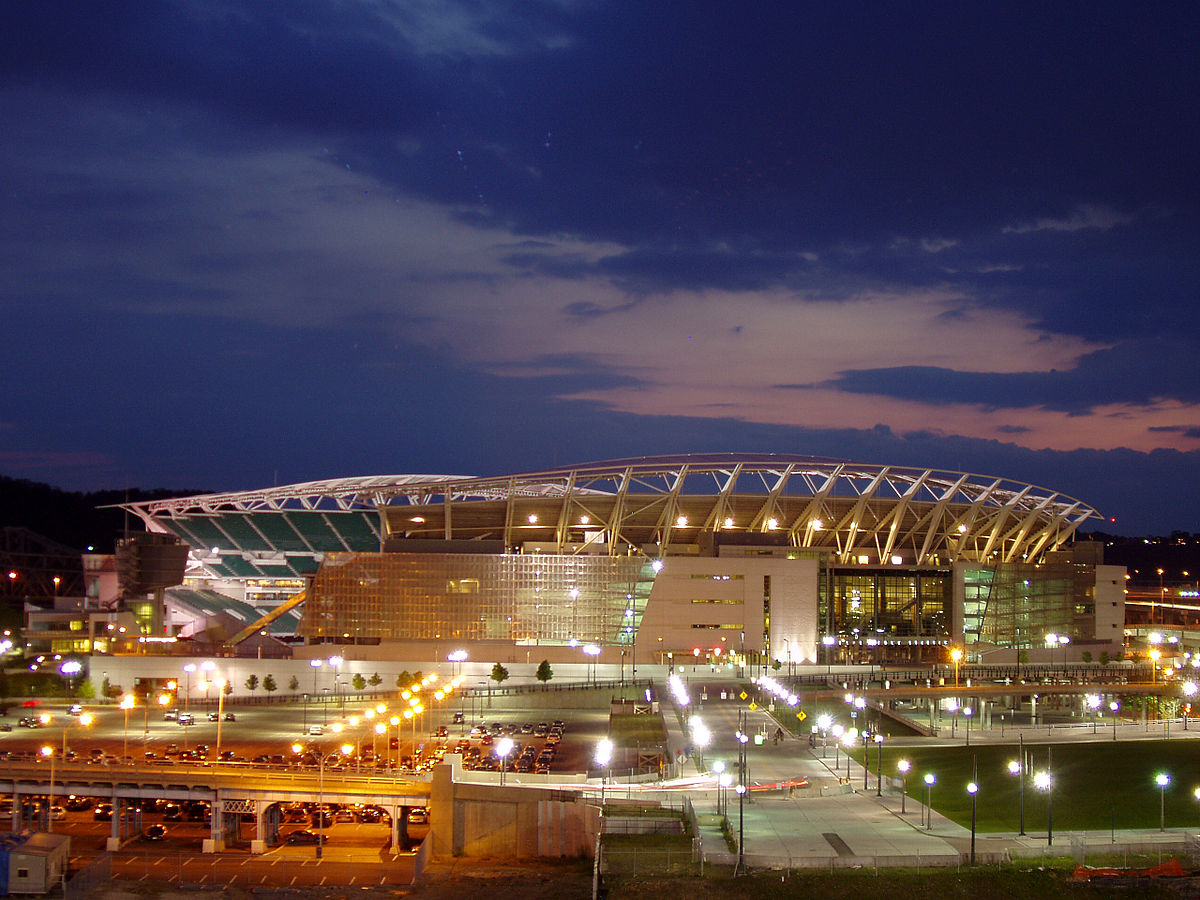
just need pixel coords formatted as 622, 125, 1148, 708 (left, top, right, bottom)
1156, 773, 1170, 832
1009, 757, 1025, 835
182, 663, 196, 713
1034, 765, 1053, 845
951, 647, 963, 686
496, 736, 514, 786
215, 678, 227, 758
40, 746, 54, 832
737, 729, 749, 872
967, 776, 978, 865
923, 773, 936, 830
1110, 701, 1120, 740
897, 759, 910, 814
583, 644, 600, 685
595, 738, 613, 805
874, 734, 884, 796
120, 695, 134, 762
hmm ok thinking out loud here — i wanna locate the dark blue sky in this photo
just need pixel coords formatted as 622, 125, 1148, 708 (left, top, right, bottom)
2, 2, 1198, 534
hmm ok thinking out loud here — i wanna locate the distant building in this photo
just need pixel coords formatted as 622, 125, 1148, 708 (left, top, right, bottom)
116, 454, 1123, 666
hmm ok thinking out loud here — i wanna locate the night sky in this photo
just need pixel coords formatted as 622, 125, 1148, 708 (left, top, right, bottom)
2, 3, 1198, 534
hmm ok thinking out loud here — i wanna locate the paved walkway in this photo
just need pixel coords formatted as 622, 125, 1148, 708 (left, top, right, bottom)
654, 679, 1199, 870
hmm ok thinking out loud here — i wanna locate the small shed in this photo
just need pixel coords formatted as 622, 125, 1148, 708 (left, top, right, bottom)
0, 833, 70, 894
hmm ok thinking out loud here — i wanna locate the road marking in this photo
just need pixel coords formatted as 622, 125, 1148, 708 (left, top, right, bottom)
289, 876, 297, 885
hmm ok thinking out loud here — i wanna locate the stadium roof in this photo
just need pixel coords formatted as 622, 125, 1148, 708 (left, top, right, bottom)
121, 453, 1103, 572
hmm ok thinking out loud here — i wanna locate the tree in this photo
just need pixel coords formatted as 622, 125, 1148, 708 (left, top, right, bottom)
535, 659, 553, 683
76, 679, 95, 700
352, 673, 366, 692
772, 659, 783, 671
288, 675, 299, 692
490, 663, 509, 686
368, 672, 383, 688
263, 674, 277, 695
1081, 651, 1094, 664
101, 676, 112, 698
412, 671, 425, 685
223, 681, 233, 697
245, 674, 259, 693
395, 670, 413, 689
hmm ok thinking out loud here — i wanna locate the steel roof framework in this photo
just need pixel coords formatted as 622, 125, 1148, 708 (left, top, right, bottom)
121, 454, 1101, 568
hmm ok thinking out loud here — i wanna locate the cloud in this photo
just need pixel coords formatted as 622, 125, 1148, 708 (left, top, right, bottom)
1002, 204, 1133, 235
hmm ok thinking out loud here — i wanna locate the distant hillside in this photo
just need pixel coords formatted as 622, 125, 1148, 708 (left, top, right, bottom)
1076, 530, 1200, 584
0, 475, 208, 554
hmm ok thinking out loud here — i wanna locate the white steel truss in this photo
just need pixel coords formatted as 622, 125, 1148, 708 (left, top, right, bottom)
119, 453, 1101, 566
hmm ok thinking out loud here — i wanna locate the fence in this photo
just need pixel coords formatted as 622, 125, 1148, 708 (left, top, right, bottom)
599, 846, 700, 877
64, 852, 110, 900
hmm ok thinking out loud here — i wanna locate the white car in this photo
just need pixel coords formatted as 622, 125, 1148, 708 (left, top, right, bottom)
308, 724, 323, 735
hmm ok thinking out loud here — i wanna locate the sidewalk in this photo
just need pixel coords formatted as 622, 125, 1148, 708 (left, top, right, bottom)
670, 691, 1200, 870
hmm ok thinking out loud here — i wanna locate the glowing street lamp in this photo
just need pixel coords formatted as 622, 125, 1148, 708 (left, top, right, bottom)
923, 773, 936, 830
1156, 773, 1170, 831
583, 644, 601, 685
40, 746, 54, 832
496, 736, 515, 785
595, 738, 614, 805
1008, 758, 1025, 835
950, 647, 963, 686
119, 695, 135, 762
1034, 767, 1053, 846
967, 779, 978, 864
897, 759, 910, 813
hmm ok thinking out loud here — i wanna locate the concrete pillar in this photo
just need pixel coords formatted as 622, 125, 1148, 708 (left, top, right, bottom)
252, 800, 267, 855
203, 795, 224, 853
105, 796, 125, 851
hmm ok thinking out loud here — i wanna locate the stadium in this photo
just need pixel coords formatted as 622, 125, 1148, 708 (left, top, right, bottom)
110, 453, 1125, 669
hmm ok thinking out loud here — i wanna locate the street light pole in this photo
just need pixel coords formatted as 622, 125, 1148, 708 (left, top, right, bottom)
967, 773, 978, 865
923, 773, 935, 830
1157, 773, 1170, 832
874, 734, 883, 796
897, 760, 910, 814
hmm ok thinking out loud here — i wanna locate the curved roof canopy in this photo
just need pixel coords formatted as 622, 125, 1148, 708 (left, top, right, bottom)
122, 453, 1101, 568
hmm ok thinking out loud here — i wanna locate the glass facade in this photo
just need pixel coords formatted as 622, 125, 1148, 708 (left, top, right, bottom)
820, 568, 952, 639
969, 562, 1096, 650
300, 552, 655, 646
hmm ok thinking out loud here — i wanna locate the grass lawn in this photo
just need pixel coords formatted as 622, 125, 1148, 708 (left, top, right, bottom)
610, 713, 667, 744
851, 739, 1200, 832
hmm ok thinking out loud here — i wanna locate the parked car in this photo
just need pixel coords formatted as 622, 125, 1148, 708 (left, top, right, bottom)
141, 824, 168, 841
406, 807, 429, 825
285, 830, 326, 845
93, 803, 113, 821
